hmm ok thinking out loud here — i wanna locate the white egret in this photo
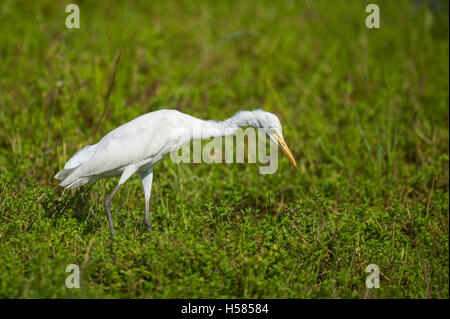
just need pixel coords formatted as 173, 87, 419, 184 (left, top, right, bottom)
55, 109, 297, 237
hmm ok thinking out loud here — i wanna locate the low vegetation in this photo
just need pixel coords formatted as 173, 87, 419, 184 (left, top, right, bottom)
0, 0, 448, 298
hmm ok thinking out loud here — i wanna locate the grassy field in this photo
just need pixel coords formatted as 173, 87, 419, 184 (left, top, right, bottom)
0, 0, 448, 298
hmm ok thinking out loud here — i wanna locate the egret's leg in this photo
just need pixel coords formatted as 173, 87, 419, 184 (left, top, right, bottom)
104, 183, 121, 238
140, 167, 154, 231
145, 198, 151, 231
104, 165, 138, 238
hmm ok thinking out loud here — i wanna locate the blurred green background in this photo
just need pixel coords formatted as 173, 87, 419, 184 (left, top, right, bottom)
0, 0, 448, 298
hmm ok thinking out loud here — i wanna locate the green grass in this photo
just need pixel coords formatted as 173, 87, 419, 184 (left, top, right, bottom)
0, 0, 448, 298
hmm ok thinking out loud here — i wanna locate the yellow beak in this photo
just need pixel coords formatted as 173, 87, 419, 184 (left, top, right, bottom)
273, 133, 297, 169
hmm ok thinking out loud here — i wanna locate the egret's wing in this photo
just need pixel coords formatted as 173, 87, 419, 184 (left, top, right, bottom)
76, 110, 188, 177
54, 144, 97, 180
65, 145, 97, 169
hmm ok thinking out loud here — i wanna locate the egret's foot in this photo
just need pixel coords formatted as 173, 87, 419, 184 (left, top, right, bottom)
144, 219, 152, 232
109, 227, 116, 238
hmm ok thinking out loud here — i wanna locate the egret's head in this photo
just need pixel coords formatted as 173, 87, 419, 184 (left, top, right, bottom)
248, 110, 297, 169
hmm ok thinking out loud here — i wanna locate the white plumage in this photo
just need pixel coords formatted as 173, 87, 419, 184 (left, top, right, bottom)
55, 109, 296, 237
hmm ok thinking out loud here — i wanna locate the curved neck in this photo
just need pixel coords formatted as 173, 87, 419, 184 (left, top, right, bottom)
195, 111, 260, 140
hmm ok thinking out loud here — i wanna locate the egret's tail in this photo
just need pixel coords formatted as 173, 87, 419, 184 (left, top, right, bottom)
55, 144, 97, 189
54, 167, 77, 181
59, 176, 91, 189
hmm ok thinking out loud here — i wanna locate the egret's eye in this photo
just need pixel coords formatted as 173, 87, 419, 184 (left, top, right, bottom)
269, 128, 277, 135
